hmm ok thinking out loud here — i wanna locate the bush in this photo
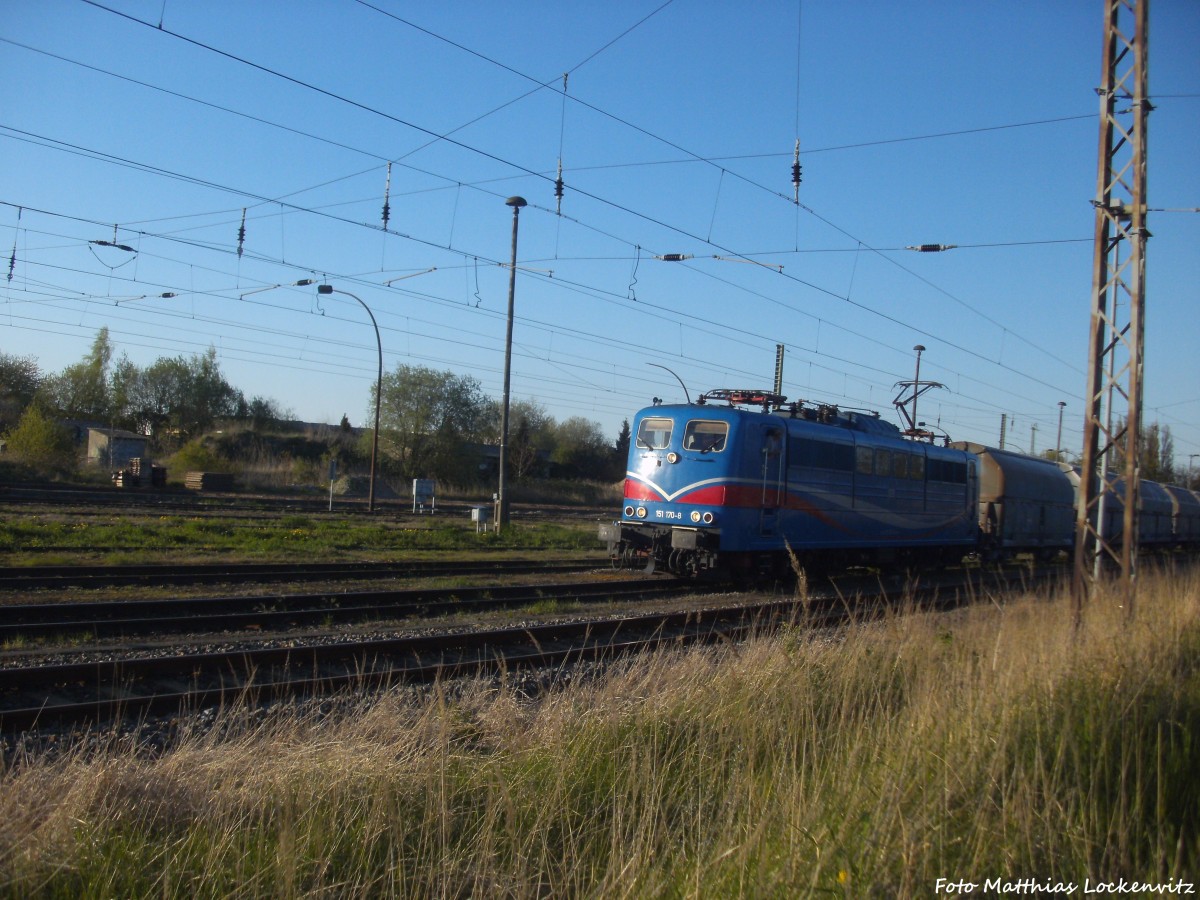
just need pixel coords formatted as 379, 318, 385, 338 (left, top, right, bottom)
164, 439, 232, 476
1, 405, 76, 476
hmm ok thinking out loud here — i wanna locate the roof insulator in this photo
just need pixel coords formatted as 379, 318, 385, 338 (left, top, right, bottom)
90, 239, 136, 253
382, 162, 392, 231
555, 159, 564, 215
792, 138, 802, 203
7, 206, 19, 282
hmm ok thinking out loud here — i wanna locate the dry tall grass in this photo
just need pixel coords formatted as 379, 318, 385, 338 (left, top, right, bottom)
2, 568, 1197, 897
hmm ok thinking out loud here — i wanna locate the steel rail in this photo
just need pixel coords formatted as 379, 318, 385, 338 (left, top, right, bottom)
0, 568, 1058, 733
0, 596, 809, 733
0, 557, 603, 591
0, 578, 696, 641
1, 485, 605, 519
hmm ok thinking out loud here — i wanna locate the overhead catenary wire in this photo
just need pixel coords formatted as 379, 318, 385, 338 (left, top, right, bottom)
2, 103, 1089, 417
4, 197, 1079, 424
0, 285, 1108, 458
6, 205, 1070, 432
16, 216, 1142, 451
8, 7, 1178, 450
0, 32, 1101, 382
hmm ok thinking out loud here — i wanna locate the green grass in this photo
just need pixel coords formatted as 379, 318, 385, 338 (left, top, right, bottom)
520, 597, 584, 616
2, 570, 1197, 896
0, 514, 600, 564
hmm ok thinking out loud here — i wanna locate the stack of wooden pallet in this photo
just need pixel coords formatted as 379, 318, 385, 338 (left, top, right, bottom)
184, 471, 236, 491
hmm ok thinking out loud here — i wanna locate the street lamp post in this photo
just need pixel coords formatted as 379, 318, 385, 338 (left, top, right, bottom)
1056, 401, 1067, 461
306, 282, 383, 512
497, 196, 526, 531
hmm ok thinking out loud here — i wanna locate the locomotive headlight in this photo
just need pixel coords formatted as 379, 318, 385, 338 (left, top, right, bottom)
624, 505, 635, 518
666, 452, 679, 464
702, 512, 715, 525
635, 506, 647, 519
690, 511, 701, 523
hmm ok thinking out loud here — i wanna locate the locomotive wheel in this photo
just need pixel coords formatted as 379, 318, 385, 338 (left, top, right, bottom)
667, 548, 681, 575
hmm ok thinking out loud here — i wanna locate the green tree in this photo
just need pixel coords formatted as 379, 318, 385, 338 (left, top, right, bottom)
0, 352, 42, 430
1140, 422, 1175, 483
108, 353, 146, 433
1111, 419, 1177, 484
613, 418, 631, 478
551, 416, 611, 479
245, 395, 290, 432
376, 365, 491, 484
40, 327, 113, 419
2, 404, 75, 474
187, 347, 243, 432
132, 356, 189, 438
123, 348, 245, 444
506, 399, 555, 480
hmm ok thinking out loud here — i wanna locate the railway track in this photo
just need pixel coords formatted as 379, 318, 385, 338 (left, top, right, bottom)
0, 592, 805, 733
0, 567, 1059, 734
1, 483, 364, 515
0, 483, 606, 520
0, 577, 692, 642
0, 557, 605, 591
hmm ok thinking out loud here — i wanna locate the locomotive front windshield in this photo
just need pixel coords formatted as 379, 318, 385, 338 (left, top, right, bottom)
636, 417, 673, 450
683, 420, 728, 452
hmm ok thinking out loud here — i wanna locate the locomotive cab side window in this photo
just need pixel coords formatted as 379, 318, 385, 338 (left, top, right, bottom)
791, 439, 854, 471
928, 458, 968, 483
683, 420, 728, 453
856, 446, 873, 475
874, 449, 892, 477
635, 417, 673, 450
909, 454, 925, 481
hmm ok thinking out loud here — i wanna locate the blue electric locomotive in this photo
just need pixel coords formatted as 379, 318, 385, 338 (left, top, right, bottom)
601, 390, 979, 576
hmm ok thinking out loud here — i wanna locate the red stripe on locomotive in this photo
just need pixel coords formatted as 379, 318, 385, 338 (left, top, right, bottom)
674, 485, 728, 505
623, 479, 665, 502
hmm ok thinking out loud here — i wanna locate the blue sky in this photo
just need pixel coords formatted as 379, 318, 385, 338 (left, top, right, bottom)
3, 1, 1198, 472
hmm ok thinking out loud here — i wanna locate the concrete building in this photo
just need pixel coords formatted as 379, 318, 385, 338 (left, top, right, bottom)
87, 427, 149, 469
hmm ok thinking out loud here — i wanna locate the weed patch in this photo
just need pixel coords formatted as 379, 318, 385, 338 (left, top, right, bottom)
3, 572, 1196, 894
